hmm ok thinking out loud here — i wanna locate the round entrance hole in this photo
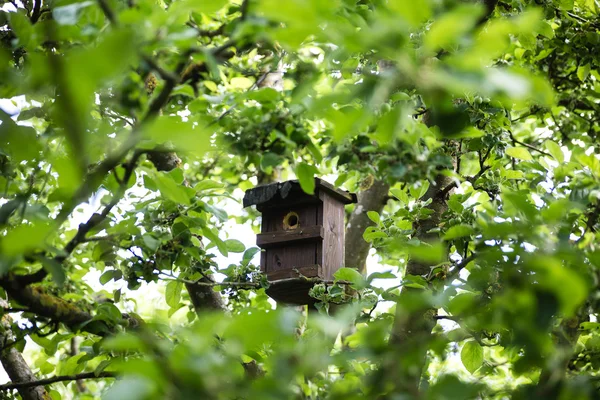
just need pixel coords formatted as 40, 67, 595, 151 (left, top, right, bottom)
283, 211, 300, 230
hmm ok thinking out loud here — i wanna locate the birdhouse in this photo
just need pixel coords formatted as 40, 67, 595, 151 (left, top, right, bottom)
243, 178, 357, 305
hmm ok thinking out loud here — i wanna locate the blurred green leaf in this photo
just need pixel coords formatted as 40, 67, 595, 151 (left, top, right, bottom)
461, 340, 483, 374
296, 163, 318, 195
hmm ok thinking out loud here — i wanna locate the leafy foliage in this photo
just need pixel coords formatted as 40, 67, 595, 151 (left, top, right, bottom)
0, 0, 599, 399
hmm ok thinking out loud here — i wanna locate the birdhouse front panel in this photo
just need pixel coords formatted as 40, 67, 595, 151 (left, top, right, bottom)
257, 204, 323, 280
243, 178, 357, 304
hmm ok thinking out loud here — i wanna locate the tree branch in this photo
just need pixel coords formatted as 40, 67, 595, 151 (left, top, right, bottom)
15, 151, 144, 286
0, 371, 116, 391
507, 130, 552, 158
345, 179, 390, 274
97, 0, 117, 25
445, 254, 477, 282
0, 300, 48, 400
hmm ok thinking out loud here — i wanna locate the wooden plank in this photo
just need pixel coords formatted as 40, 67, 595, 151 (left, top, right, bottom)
262, 205, 318, 232
257, 226, 324, 248
315, 178, 357, 204
315, 202, 324, 270
264, 242, 318, 273
320, 192, 346, 280
265, 265, 322, 281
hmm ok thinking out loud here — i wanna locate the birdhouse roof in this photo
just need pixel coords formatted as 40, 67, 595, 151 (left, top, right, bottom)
243, 178, 357, 209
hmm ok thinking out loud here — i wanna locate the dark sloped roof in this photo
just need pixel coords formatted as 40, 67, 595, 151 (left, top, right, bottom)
243, 178, 357, 208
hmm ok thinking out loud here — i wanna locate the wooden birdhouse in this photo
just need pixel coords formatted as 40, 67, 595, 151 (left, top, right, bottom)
243, 178, 357, 305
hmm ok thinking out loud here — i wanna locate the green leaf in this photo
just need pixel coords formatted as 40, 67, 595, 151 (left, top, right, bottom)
0, 222, 53, 257
260, 152, 282, 171
7, 10, 36, 50
53, 1, 95, 25
410, 181, 430, 199
461, 340, 483, 374
0, 197, 25, 227
544, 140, 564, 163
505, 146, 533, 161
100, 270, 116, 285
142, 235, 161, 251
296, 163, 318, 195
390, 188, 409, 204
528, 256, 588, 316
388, 0, 431, 27
225, 239, 245, 253
242, 247, 261, 263
39, 256, 66, 287
405, 241, 445, 264
165, 280, 183, 308
204, 203, 228, 222
144, 116, 212, 156
188, 0, 228, 14
203, 228, 228, 257
537, 21, 554, 39
104, 376, 154, 400
443, 224, 474, 240
230, 77, 254, 90
557, 0, 574, 10
334, 267, 366, 289
577, 64, 591, 81
367, 271, 396, 282
194, 180, 224, 191
367, 211, 381, 225
153, 172, 192, 205
424, 5, 481, 51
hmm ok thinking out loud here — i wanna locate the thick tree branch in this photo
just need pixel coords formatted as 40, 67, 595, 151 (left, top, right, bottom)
15, 151, 144, 286
0, 300, 48, 400
344, 179, 390, 274
0, 371, 116, 391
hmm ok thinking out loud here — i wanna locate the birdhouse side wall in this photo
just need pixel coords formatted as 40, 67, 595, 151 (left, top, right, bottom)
319, 191, 346, 280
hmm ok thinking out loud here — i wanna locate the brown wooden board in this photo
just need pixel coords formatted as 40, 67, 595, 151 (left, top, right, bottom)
261, 204, 319, 232
263, 242, 319, 274
266, 282, 319, 305
319, 191, 345, 280
265, 266, 322, 304
265, 265, 321, 280
257, 225, 324, 248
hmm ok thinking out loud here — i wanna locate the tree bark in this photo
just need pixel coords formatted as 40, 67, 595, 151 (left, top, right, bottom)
344, 179, 390, 274
185, 276, 227, 313
0, 300, 49, 400
385, 174, 453, 396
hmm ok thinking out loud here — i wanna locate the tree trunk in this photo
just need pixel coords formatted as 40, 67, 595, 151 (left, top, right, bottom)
385, 174, 453, 396
0, 300, 49, 400
344, 179, 390, 274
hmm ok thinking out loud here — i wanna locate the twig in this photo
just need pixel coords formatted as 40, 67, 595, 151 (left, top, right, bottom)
576, 203, 600, 244
158, 273, 353, 288
0, 308, 31, 314
549, 112, 569, 142
434, 315, 458, 321
507, 130, 552, 158
142, 55, 178, 83
0, 371, 116, 391
445, 254, 477, 282
437, 181, 458, 199
16, 151, 144, 286
80, 234, 120, 243
97, 0, 118, 25
30, 0, 42, 23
